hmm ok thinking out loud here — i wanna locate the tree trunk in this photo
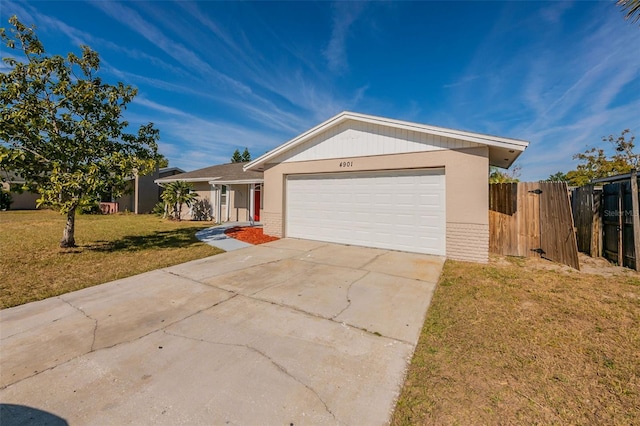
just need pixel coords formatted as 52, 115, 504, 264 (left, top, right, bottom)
60, 207, 76, 248
177, 202, 182, 221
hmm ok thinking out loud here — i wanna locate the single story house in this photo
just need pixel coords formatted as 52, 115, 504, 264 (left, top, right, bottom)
1, 170, 39, 210
114, 167, 185, 214
155, 162, 263, 222
244, 111, 528, 262
1, 167, 184, 213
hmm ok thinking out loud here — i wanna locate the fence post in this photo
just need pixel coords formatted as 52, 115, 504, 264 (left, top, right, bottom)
630, 170, 640, 271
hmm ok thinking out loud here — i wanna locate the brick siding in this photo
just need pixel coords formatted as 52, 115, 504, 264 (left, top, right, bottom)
446, 222, 489, 263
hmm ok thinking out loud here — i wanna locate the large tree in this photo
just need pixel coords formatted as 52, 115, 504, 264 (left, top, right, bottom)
566, 129, 638, 186
0, 16, 160, 247
230, 149, 242, 163
241, 147, 251, 162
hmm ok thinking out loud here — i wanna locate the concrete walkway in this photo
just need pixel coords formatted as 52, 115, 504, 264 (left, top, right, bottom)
195, 222, 259, 251
0, 239, 444, 425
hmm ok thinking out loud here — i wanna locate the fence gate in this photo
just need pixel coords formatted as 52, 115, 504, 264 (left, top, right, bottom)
490, 182, 580, 269
571, 185, 602, 257
602, 182, 636, 268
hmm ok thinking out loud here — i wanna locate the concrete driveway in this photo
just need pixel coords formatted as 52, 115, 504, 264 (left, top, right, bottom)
0, 239, 443, 425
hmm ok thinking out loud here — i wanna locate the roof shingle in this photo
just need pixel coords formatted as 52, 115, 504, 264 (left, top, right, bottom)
155, 162, 262, 183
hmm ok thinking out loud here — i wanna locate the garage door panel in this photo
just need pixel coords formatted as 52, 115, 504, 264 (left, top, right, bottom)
286, 169, 445, 255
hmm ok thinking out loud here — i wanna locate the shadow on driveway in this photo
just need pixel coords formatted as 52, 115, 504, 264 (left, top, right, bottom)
0, 404, 68, 426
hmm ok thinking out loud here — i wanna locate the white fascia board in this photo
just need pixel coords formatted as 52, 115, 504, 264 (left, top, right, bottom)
154, 177, 215, 184
345, 112, 529, 150
245, 111, 529, 171
208, 179, 264, 185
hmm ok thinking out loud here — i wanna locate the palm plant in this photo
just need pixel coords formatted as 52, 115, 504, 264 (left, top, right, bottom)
618, 0, 640, 23
161, 181, 198, 221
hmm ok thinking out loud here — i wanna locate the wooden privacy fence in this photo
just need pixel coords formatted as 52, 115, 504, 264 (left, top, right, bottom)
571, 184, 602, 257
489, 182, 580, 270
572, 172, 640, 270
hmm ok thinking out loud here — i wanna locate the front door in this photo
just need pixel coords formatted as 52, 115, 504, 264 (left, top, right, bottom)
254, 190, 261, 221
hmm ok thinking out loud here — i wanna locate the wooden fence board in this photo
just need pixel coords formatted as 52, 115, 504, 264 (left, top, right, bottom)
603, 183, 623, 265
489, 183, 519, 256
572, 184, 603, 258
630, 170, 640, 271
489, 182, 580, 269
518, 182, 540, 257
539, 182, 580, 270
572, 185, 592, 254
592, 189, 602, 258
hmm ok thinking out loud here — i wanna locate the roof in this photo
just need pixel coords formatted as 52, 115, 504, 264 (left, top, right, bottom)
591, 171, 637, 184
0, 170, 26, 184
159, 167, 185, 175
245, 111, 529, 172
155, 162, 263, 184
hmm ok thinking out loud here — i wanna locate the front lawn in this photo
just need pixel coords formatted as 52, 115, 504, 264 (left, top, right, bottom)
393, 256, 640, 425
0, 210, 222, 309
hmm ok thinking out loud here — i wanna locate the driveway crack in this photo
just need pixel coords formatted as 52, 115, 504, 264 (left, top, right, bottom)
1, 294, 238, 390
58, 296, 98, 352
358, 251, 387, 270
164, 330, 338, 422
331, 271, 370, 320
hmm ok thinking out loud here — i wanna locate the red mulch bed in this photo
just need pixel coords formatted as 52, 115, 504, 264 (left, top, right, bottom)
224, 226, 279, 245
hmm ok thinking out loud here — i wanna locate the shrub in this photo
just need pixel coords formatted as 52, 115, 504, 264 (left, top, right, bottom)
152, 201, 166, 217
0, 190, 12, 210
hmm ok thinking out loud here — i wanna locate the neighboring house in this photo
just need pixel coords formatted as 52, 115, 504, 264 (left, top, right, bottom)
114, 167, 184, 214
0, 170, 40, 210
154, 162, 263, 222
1, 167, 184, 213
244, 111, 529, 263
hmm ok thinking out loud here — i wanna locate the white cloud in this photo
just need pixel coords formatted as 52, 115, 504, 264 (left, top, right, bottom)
323, 2, 366, 74
440, 2, 639, 180
90, 1, 252, 96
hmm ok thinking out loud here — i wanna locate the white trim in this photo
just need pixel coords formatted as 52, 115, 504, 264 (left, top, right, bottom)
154, 177, 213, 184
207, 179, 264, 185
245, 111, 529, 171
225, 185, 230, 222
249, 183, 255, 223
216, 186, 222, 222
214, 185, 217, 218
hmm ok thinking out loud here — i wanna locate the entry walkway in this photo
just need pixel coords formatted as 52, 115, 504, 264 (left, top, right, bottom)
195, 222, 261, 251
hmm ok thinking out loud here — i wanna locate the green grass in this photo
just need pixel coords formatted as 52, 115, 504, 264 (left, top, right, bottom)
393, 258, 640, 425
0, 210, 222, 309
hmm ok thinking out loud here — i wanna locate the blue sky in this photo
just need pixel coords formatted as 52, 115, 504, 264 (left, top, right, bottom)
1, 1, 638, 180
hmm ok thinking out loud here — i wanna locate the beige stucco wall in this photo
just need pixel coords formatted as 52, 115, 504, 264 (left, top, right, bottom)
2, 181, 40, 210
261, 146, 490, 262
187, 182, 214, 221
221, 184, 263, 222
228, 184, 249, 222
180, 183, 262, 222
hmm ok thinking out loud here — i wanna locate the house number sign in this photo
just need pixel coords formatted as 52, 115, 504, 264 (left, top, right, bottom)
339, 161, 353, 168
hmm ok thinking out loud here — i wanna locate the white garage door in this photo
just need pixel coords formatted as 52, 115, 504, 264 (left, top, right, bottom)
286, 169, 445, 255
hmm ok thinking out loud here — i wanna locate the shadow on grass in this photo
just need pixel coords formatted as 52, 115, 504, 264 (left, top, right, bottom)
82, 227, 209, 253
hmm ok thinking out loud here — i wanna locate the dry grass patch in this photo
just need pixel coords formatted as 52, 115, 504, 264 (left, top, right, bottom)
393, 256, 640, 425
0, 210, 222, 309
